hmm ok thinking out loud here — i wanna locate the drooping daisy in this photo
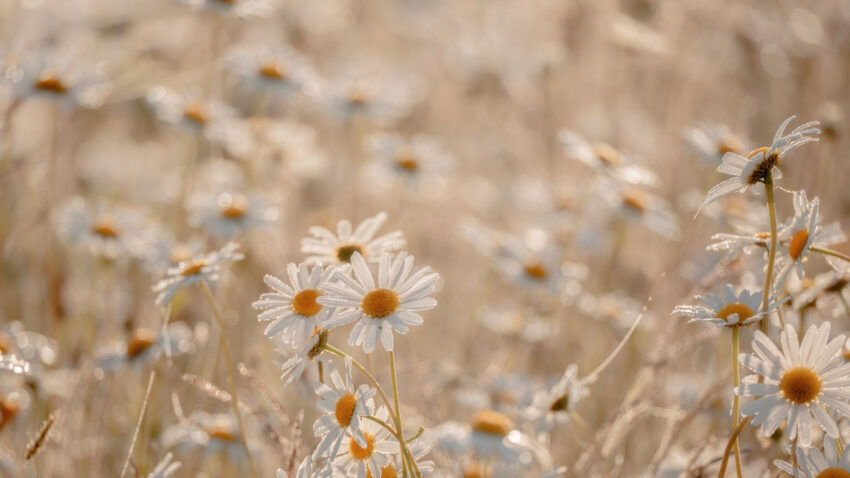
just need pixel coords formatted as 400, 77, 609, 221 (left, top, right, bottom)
696, 115, 820, 215
330, 406, 397, 478
558, 129, 658, 186
775, 190, 847, 285
253, 263, 336, 345
523, 364, 590, 434
152, 242, 244, 306
318, 251, 439, 353
301, 212, 406, 265
775, 436, 850, 477
736, 323, 850, 446
187, 190, 279, 240
313, 358, 377, 463
673, 284, 782, 328
684, 122, 748, 165
279, 328, 330, 386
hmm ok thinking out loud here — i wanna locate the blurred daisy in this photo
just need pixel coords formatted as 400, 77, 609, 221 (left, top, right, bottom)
318, 251, 439, 353
491, 234, 586, 293
673, 284, 781, 328
363, 132, 452, 191
301, 212, 405, 265
146, 453, 181, 478
253, 263, 336, 344
152, 242, 243, 306
2, 51, 111, 109
321, 76, 414, 124
162, 412, 250, 464
736, 323, 850, 446
55, 197, 152, 261
696, 116, 820, 214
684, 122, 748, 164
775, 190, 847, 284
558, 130, 658, 186
775, 436, 850, 478
95, 323, 194, 371
523, 364, 590, 434
0, 321, 57, 367
330, 406, 397, 478
604, 185, 681, 240
224, 43, 317, 98
313, 358, 376, 463
146, 86, 237, 137
188, 191, 279, 240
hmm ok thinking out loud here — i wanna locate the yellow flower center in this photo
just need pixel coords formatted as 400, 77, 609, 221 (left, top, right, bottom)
789, 229, 809, 260
292, 289, 322, 317
349, 432, 375, 460
335, 393, 357, 427
35, 73, 67, 94
622, 191, 647, 212
207, 425, 236, 441
259, 61, 287, 80
336, 244, 365, 263
0, 396, 19, 428
362, 289, 399, 318
524, 263, 547, 280
347, 89, 370, 106
0, 332, 10, 355
395, 149, 419, 171
219, 194, 249, 218
470, 409, 513, 436
779, 366, 822, 404
126, 328, 157, 358
593, 143, 621, 166
746, 146, 781, 185
462, 463, 485, 478
183, 102, 209, 125
817, 468, 850, 478
366, 464, 397, 478
180, 259, 207, 276
716, 302, 756, 326
92, 214, 120, 237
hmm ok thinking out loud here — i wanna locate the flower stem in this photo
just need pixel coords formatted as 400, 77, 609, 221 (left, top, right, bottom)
731, 327, 743, 478
810, 246, 850, 264
761, 171, 778, 334
199, 281, 258, 478
389, 351, 420, 478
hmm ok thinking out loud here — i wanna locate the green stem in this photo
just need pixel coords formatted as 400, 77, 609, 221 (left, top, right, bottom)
388, 351, 417, 478
810, 246, 850, 264
762, 171, 778, 335
731, 328, 743, 478
199, 281, 258, 478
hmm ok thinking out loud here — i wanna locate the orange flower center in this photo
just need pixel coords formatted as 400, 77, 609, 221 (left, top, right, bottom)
219, 194, 249, 218
207, 425, 236, 441
366, 464, 397, 478
550, 394, 569, 412
779, 366, 822, 404
817, 468, 850, 478
717, 136, 744, 155
395, 149, 419, 171
92, 215, 120, 237
470, 409, 513, 436
35, 73, 67, 93
180, 259, 207, 276
334, 393, 357, 427
622, 191, 647, 212
126, 328, 157, 358
259, 62, 287, 80
336, 244, 365, 263
789, 229, 809, 260
524, 263, 547, 280
593, 143, 621, 166
716, 302, 756, 326
349, 432, 375, 460
362, 289, 399, 318
292, 289, 322, 317
183, 102, 209, 125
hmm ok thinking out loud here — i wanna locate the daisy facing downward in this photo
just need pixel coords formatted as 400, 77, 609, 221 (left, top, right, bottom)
736, 322, 850, 447
317, 251, 439, 353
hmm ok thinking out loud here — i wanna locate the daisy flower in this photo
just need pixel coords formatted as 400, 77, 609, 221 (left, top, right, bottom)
301, 212, 406, 265
224, 43, 318, 98
253, 263, 336, 345
146, 86, 237, 137
55, 197, 153, 261
775, 190, 847, 285
604, 184, 681, 240
321, 75, 414, 124
279, 328, 330, 386
696, 115, 820, 215
558, 129, 658, 186
152, 242, 243, 306
684, 122, 748, 164
313, 358, 377, 463
330, 406, 397, 478
188, 191, 279, 240
775, 437, 850, 478
523, 364, 590, 434
673, 284, 782, 328
2, 50, 111, 109
95, 323, 195, 371
318, 251, 439, 353
363, 132, 453, 191
162, 412, 250, 464
736, 323, 850, 446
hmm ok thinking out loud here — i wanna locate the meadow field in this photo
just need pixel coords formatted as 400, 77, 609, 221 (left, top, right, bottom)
1, 0, 849, 476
